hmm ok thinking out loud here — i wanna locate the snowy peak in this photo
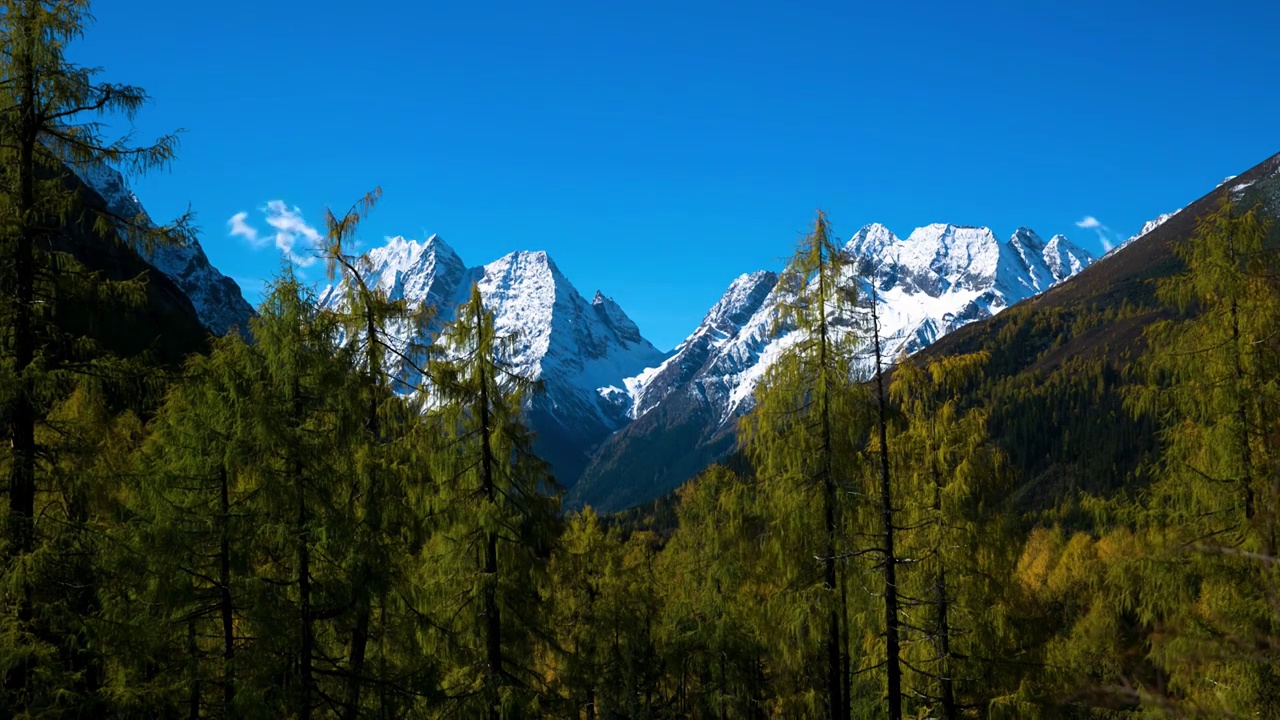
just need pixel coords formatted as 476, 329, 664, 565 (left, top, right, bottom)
842, 221, 1088, 302
912, 224, 1000, 285
900, 223, 1002, 287
700, 270, 779, 339
69, 162, 254, 336
623, 269, 779, 420
846, 222, 899, 260
321, 235, 668, 445
1010, 226, 1047, 250
618, 219, 1096, 431
363, 234, 468, 308
592, 291, 645, 345
1042, 234, 1093, 281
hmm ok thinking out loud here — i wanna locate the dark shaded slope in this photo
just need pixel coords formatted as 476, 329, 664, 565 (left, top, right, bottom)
569, 390, 737, 512
588, 151, 1280, 514
907, 151, 1280, 508
48, 166, 212, 367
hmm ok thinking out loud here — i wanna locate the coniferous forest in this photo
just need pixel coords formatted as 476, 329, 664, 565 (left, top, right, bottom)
4, 2, 1280, 719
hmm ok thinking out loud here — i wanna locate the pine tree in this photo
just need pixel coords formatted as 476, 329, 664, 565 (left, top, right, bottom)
1124, 196, 1280, 713
0, 1, 190, 713
321, 189, 438, 719
740, 210, 867, 720
889, 352, 1021, 717
861, 268, 904, 720
424, 284, 561, 718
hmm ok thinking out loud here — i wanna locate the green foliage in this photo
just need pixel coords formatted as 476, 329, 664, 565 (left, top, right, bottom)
0, 2, 193, 715
5, 6, 1280, 717
422, 283, 561, 718
739, 211, 870, 720
889, 353, 1024, 717
1117, 197, 1280, 714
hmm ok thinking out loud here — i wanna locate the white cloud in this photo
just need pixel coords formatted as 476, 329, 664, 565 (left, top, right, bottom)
263, 200, 325, 267
1075, 215, 1118, 252
226, 201, 326, 267
228, 211, 265, 248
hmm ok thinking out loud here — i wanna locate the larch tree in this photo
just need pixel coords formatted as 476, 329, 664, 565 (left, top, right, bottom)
118, 328, 260, 718
1125, 195, 1280, 713
321, 188, 438, 719
0, 0, 190, 713
424, 284, 561, 719
236, 273, 358, 720
547, 507, 616, 720
889, 352, 1021, 718
857, 260, 907, 720
654, 465, 771, 719
740, 210, 868, 720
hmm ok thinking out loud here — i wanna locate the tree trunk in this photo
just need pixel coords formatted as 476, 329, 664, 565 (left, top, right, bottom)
815, 248, 845, 720
1227, 228, 1256, 523
936, 567, 957, 720
476, 298, 502, 720
343, 310, 385, 720
5, 8, 39, 700
188, 620, 201, 720
219, 467, 236, 717
870, 288, 903, 720
294, 380, 314, 720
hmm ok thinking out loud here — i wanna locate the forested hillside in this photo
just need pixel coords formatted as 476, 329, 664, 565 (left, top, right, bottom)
4, 2, 1280, 719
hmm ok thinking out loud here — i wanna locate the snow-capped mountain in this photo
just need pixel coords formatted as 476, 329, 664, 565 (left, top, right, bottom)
317, 235, 669, 481
616, 222, 1095, 429
71, 163, 255, 336
570, 222, 1095, 510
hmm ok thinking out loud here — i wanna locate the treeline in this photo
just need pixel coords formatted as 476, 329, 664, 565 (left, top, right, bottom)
5, 2, 1280, 718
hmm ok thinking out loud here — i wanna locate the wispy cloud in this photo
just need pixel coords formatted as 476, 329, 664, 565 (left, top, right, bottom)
226, 201, 326, 267
1075, 215, 1121, 252
263, 201, 324, 266
228, 212, 265, 248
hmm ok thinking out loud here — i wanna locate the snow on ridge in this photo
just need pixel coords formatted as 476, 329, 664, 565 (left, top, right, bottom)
1110, 209, 1183, 255
619, 220, 1097, 428
67, 161, 254, 336
320, 235, 668, 430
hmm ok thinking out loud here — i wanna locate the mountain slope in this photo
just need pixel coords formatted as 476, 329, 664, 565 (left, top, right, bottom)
599, 150, 1280, 520
907, 151, 1280, 507
571, 222, 1095, 511
51, 164, 213, 366
317, 236, 669, 485
72, 162, 255, 336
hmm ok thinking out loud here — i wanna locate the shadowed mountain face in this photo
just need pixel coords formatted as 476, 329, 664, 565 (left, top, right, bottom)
72, 162, 255, 337
898, 152, 1280, 509
41, 165, 214, 369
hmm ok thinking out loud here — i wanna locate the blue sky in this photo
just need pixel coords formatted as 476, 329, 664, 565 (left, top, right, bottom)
72, 0, 1280, 350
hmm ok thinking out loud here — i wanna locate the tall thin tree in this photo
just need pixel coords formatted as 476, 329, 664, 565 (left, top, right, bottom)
742, 210, 866, 720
